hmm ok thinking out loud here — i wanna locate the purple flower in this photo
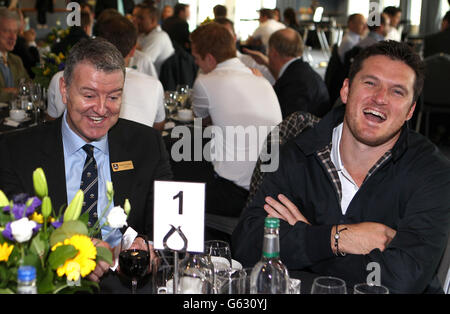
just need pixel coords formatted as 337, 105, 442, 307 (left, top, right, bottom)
51, 216, 63, 229
2, 222, 13, 241
58, 62, 65, 71
3, 196, 41, 220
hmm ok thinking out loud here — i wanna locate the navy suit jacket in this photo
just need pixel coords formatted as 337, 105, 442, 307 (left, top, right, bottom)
274, 58, 331, 119
0, 118, 173, 238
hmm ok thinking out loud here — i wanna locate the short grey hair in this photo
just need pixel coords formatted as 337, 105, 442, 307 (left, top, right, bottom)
0, 7, 19, 24
63, 37, 125, 87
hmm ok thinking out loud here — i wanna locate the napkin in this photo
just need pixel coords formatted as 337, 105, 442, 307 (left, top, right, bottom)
4, 118, 20, 127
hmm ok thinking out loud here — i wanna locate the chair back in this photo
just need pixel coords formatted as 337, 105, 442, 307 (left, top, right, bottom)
422, 53, 450, 106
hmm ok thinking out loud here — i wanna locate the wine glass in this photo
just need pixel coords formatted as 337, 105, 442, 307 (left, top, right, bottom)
176, 84, 190, 109
205, 240, 232, 293
353, 283, 389, 294
29, 83, 42, 123
152, 250, 179, 294
311, 276, 347, 294
164, 91, 178, 119
118, 234, 151, 294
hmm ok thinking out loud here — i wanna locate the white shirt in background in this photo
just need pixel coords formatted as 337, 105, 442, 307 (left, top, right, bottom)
137, 25, 174, 75
237, 50, 276, 85
252, 19, 286, 51
129, 49, 158, 78
192, 57, 282, 190
46, 68, 165, 127
338, 30, 361, 63
385, 26, 402, 42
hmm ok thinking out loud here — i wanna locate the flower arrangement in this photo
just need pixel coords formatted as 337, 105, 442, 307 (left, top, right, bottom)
31, 52, 66, 89
45, 23, 70, 46
0, 168, 130, 294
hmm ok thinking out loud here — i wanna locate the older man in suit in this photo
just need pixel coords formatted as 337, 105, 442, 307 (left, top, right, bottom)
0, 37, 173, 282
245, 27, 330, 118
0, 7, 28, 102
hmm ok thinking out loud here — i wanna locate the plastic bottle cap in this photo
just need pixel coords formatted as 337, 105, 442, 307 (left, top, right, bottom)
264, 217, 280, 228
18, 266, 36, 281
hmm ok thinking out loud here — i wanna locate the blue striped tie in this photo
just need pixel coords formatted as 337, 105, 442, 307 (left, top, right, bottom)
80, 144, 98, 230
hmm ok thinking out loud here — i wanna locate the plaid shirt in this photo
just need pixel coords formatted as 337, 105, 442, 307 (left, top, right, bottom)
247, 111, 321, 205
316, 143, 392, 202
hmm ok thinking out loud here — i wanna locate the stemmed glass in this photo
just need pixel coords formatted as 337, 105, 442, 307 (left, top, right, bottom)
164, 91, 178, 119
205, 240, 232, 292
311, 276, 347, 294
29, 83, 42, 123
118, 234, 151, 294
176, 84, 190, 109
353, 283, 389, 294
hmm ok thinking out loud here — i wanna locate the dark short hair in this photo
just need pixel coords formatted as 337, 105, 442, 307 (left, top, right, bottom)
383, 6, 401, 16
64, 37, 125, 87
443, 11, 450, 23
190, 22, 236, 63
174, 3, 188, 17
214, 17, 234, 33
269, 28, 304, 58
135, 3, 158, 20
348, 40, 424, 103
94, 15, 137, 58
259, 8, 274, 19
213, 4, 227, 18
283, 7, 298, 26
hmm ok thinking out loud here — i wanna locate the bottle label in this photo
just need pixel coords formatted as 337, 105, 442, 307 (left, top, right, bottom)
263, 251, 280, 258
262, 234, 280, 258
17, 286, 37, 294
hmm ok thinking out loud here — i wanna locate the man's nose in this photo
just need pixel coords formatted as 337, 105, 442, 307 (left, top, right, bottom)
93, 97, 108, 115
373, 86, 388, 105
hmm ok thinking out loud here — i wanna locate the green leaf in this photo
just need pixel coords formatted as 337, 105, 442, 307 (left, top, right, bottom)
30, 232, 49, 258
48, 244, 78, 270
0, 288, 14, 294
96, 246, 113, 266
49, 220, 88, 247
37, 268, 55, 294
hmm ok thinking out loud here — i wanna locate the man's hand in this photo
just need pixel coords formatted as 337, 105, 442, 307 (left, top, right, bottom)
243, 48, 269, 67
88, 239, 113, 282
250, 68, 263, 77
264, 194, 310, 226
333, 222, 397, 255
116, 236, 157, 273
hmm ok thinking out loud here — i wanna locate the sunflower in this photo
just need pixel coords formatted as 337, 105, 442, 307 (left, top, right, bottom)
0, 242, 14, 262
52, 235, 97, 281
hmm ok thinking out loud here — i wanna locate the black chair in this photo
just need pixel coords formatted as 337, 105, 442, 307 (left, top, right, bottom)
415, 53, 450, 138
324, 44, 346, 106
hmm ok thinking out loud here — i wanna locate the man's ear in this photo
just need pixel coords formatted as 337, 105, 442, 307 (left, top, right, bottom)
59, 75, 68, 105
206, 53, 217, 71
406, 102, 416, 121
340, 78, 350, 104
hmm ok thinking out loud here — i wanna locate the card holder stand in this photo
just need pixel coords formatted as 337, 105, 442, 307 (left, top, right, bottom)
162, 225, 188, 294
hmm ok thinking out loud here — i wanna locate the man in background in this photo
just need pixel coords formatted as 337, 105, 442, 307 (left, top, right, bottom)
0, 7, 28, 102
247, 8, 285, 54
423, 11, 450, 58
383, 6, 402, 42
338, 13, 367, 63
162, 3, 191, 51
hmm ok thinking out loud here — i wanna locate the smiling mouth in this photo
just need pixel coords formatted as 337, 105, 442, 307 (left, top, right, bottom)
88, 116, 106, 124
363, 109, 386, 123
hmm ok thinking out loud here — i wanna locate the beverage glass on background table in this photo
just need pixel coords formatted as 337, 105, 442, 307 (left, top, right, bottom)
176, 84, 190, 109
118, 234, 151, 294
217, 268, 246, 294
353, 283, 389, 294
164, 91, 178, 118
205, 240, 233, 292
311, 276, 347, 294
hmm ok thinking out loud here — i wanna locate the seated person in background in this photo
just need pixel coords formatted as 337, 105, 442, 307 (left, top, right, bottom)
356, 13, 390, 49
190, 22, 282, 217
338, 13, 367, 63
51, 11, 92, 55
244, 28, 330, 118
132, 3, 174, 76
46, 15, 166, 131
0, 37, 173, 282
214, 17, 275, 85
12, 9, 40, 78
247, 8, 285, 54
213, 4, 227, 19
0, 8, 28, 103
160, 5, 173, 22
161, 3, 191, 51
423, 11, 450, 58
93, 7, 158, 79
232, 40, 450, 294
383, 6, 402, 42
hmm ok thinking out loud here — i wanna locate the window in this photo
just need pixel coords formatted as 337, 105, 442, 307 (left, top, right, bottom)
381, 0, 401, 8
410, 0, 422, 26
347, 0, 370, 18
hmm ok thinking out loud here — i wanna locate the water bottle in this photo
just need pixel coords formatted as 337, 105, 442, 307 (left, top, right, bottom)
250, 217, 290, 294
17, 265, 37, 294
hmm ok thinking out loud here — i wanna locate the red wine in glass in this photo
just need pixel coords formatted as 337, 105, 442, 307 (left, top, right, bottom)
119, 248, 150, 293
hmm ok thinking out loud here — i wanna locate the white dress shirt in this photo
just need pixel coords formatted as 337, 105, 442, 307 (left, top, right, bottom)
330, 122, 359, 215
237, 50, 276, 85
338, 30, 361, 63
129, 49, 158, 78
192, 57, 282, 190
252, 19, 286, 51
137, 25, 174, 75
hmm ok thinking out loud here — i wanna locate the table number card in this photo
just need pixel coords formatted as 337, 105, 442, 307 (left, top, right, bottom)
153, 180, 205, 253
